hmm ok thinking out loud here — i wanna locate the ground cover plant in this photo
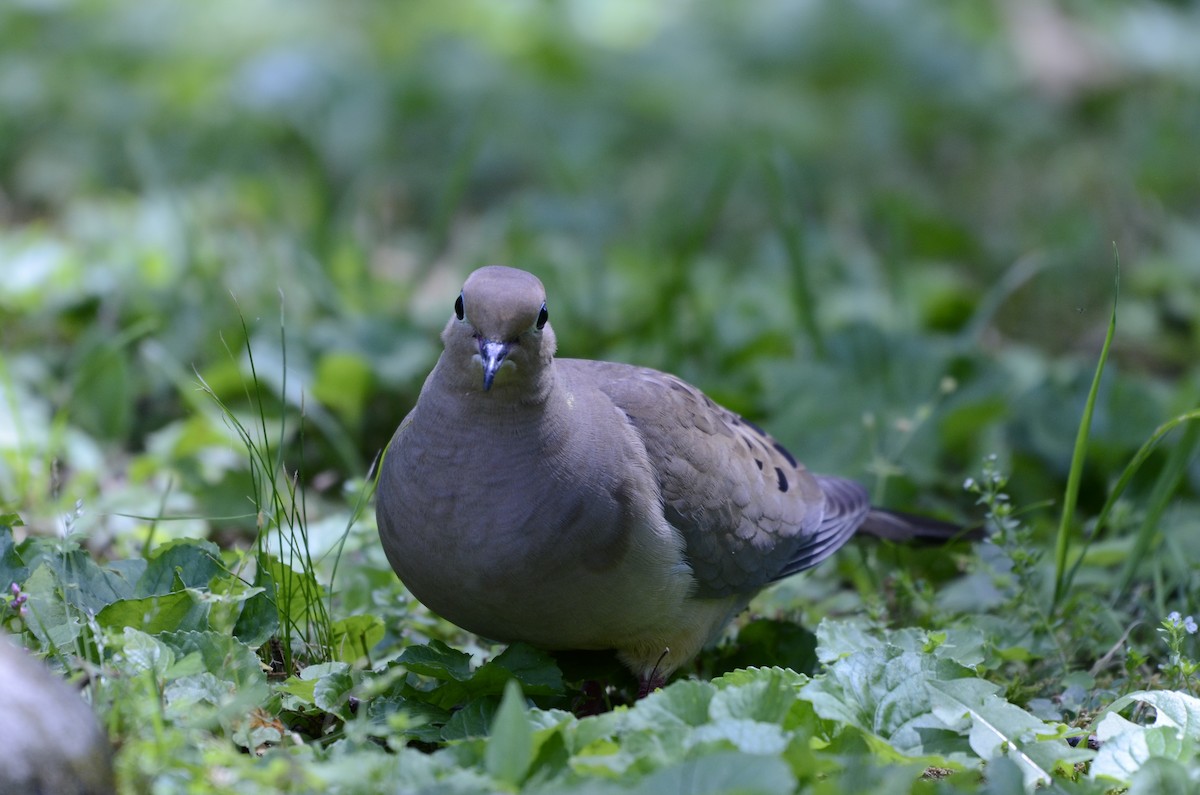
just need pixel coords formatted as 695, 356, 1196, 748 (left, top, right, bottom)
3, 1, 1200, 792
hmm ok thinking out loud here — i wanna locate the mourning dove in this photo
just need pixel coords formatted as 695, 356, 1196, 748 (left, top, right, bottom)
377, 266, 965, 692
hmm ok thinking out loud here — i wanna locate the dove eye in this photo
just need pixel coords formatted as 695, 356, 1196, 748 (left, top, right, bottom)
535, 302, 548, 330
454, 294, 465, 321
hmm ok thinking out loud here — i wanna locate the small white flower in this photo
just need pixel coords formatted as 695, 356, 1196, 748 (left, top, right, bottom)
1185, 616, 1198, 635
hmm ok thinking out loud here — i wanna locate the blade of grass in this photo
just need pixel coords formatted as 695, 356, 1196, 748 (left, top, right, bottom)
1114, 416, 1200, 599
196, 296, 335, 670
1051, 249, 1118, 611
1061, 408, 1200, 598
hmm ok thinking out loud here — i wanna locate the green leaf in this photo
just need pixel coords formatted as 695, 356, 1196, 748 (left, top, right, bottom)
1127, 756, 1196, 795
928, 677, 1090, 789
163, 672, 235, 716
802, 644, 970, 761
484, 679, 534, 788
1091, 715, 1187, 784
689, 718, 790, 755
814, 619, 880, 662
20, 563, 82, 648
97, 589, 209, 634
1100, 689, 1200, 738
1090, 690, 1200, 784
41, 550, 138, 613
329, 614, 384, 663
398, 640, 474, 681
470, 642, 564, 697
135, 538, 224, 596
709, 667, 801, 724
0, 523, 29, 586
158, 630, 265, 690
232, 561, 279, 648
308, 662, 355, 716
628, 679, 715, 729
115, 627, 176, 678
623, 751, 795, 795
444, 696, 500, 741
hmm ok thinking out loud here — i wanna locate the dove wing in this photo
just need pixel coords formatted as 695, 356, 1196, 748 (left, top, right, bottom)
560, 359, 867, 598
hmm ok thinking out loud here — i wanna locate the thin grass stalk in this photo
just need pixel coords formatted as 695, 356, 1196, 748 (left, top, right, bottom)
1051, 253, 1118, 611
1060, 408, 1200, 599
1114, 418, 1200, 599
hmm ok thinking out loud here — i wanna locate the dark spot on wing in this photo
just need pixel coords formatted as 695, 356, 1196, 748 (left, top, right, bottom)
775, 467, 789, 493
743, 418, 768, 437
755, 459, 763, 470
773, 442, 798, 468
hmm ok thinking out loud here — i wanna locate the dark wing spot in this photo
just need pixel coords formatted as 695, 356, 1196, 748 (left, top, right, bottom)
772, 442, 798, 468
755, 459, 763, 470
775, 467, 789, 493
743, 418, 768, 437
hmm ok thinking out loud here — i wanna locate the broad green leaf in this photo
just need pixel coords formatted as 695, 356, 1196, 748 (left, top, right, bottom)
308, 662, 355, 716
116, 627, 176, 677
444, 696, 500, 741
232, 561, 279, 648
484, 680, 534, 787
157, 630, 265, 690
163, 671, 235, 715
1127, 756, 1195, 795
802, 645, 970, 761
470, 642, 564, 697
398, 640, 474, 681
0, 523, 29, 586
597, 751, 795, 795
1091, 716, 1187, 784
97, 589, 208, 634
709, 667, 801, 724
689, 718, 790, 754
815, 618, 878, 662
20, 563, 82, 648
626, 679, 715, 729
41, 550, 137, 613
135, 538, 224, 596
928, 677, 1090, 789
1100, 689, 1200, 738
329, 613, 384, 663
1090, 694, 1200, 786
277, 676, 318, 707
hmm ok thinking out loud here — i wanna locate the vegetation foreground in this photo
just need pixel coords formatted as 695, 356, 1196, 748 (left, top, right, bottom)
3, 1, 1200, 793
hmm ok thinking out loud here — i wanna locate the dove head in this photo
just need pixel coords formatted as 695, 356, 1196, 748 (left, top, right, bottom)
442, 266, 557, 393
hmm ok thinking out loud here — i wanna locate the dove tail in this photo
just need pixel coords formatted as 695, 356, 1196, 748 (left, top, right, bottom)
858, 509, 983, 543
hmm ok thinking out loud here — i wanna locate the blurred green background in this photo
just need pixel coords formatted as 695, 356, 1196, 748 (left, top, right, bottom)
2, 0, 1199, 552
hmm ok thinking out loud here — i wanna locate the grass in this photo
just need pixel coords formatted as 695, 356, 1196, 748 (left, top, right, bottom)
3, 1, 1200, 792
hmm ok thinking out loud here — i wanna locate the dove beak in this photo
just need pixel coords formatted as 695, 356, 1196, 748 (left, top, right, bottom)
480, 339, 511, 391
